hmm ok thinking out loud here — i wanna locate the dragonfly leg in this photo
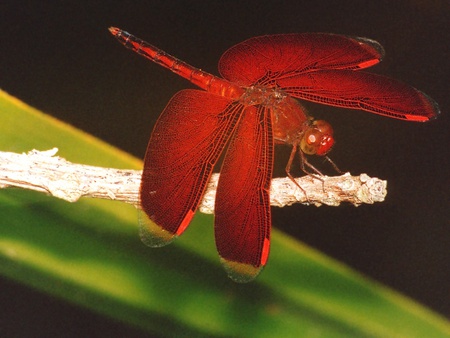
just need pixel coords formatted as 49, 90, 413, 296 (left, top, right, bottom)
324, 155, 344, 174
285, 145, 318, 202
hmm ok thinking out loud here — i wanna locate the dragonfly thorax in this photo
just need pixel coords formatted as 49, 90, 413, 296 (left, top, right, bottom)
239, 86, 288, 107
239, 86, 334, 156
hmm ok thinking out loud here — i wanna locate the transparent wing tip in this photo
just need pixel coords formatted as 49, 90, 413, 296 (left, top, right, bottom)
353, 36, 386, 60
419, 90, 441, 120
138, 209, 176, 247
220, 257, 264, 283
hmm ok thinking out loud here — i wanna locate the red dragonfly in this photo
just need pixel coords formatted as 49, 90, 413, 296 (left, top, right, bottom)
109, 27, 439, 282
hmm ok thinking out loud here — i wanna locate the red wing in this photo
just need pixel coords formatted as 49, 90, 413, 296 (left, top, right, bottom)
214, 105, 273, 283
276, 70, 439, 121
218, 33, 384, 86
139, 89, 244, 247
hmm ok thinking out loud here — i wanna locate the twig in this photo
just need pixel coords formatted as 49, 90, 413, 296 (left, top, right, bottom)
0, 148, 387, 213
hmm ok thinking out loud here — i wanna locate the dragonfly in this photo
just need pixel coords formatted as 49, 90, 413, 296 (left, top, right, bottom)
109, 27, 439, 282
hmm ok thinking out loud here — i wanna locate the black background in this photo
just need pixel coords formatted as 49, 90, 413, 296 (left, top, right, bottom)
1, 1, 449, 336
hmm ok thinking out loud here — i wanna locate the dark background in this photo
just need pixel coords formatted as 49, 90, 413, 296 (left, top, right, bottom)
1, 0, 449, 336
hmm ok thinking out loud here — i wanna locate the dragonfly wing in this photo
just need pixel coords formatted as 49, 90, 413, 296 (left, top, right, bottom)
277, 70, 439, 121
139, 89, 243, 247
218, 33, 384, 86
215, 105, 273, 282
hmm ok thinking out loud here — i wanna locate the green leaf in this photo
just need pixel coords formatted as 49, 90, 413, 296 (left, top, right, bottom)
1, 90, 449, 337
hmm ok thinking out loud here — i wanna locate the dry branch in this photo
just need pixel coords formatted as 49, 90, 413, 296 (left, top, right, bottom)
0, 148, 387, 213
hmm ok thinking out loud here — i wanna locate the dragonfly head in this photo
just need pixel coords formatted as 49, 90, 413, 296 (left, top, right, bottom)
300, 120, 334, 156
